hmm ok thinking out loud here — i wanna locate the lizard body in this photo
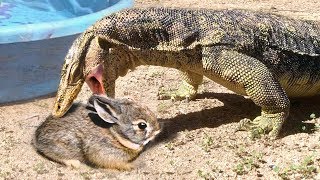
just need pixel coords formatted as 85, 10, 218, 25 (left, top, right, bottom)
53, 7, 320, 138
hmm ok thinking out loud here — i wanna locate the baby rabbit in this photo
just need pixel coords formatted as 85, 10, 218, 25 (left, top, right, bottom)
33, 94, 161, 170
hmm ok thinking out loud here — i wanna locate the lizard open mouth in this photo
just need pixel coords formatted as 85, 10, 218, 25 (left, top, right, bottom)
85, 64, 105, 94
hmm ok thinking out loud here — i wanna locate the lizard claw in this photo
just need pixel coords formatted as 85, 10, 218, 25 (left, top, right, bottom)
236, 111, 287, 139
237, 118, 266, 139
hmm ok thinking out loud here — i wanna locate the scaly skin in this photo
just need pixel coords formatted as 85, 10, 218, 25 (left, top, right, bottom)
53, 7, 320, 139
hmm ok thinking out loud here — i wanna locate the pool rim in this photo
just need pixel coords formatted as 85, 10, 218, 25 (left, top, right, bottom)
0, 0, 133, 44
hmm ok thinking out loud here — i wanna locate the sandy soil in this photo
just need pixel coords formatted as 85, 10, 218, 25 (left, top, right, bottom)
1, 0, 320, 179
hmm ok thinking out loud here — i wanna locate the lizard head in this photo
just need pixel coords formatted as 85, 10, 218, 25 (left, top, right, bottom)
52, 40, 86, 118
52, 33, 108, 117
53, 34, 124, 117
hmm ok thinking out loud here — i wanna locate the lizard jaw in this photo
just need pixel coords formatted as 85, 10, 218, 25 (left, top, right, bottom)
85, 64, 105, 95
52, 80, 84, 118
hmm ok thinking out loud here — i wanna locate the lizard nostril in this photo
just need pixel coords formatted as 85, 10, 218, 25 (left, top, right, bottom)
57, 105, 61, 110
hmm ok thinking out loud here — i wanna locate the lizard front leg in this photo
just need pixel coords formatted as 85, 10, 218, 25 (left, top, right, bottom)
158, 70, 203, 101
203, 47, 290, 139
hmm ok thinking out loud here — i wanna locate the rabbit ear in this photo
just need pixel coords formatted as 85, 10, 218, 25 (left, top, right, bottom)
92, 97, 121, 124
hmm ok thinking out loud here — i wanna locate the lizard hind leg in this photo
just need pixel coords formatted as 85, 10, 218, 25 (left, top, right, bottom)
235, 64, 290, 139
158, 70, 203, 101
202, 47, 290, 139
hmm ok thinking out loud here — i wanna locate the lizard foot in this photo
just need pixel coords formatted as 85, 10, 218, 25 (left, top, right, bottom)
236, 111, 287, 139
157, 83, 197, 101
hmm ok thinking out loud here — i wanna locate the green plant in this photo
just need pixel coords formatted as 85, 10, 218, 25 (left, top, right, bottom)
197, 169, 214, 180
309, 113, 320, 130
310, 113, 316, 119
80, 172, 91, 180
201, 133, 214, 152
33, 163, 48, 175
157, 102, 170, 113
233, 150, 264, 175
150, 71, 163, 78
275, 155, 318, 179
234, 157, 260, 175
165, 142, 175, 150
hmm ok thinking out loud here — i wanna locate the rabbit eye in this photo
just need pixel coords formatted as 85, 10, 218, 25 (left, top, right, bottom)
138, 122, 147, 130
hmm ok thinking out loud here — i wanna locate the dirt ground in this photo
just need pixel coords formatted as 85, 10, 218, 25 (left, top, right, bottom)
1, 0, 320, 179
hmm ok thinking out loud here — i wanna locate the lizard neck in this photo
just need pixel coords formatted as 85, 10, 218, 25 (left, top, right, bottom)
129, 48, 203, 72
106, 47, 203, 83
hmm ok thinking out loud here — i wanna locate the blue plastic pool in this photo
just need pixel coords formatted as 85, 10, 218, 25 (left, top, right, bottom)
0, 0, 133, 103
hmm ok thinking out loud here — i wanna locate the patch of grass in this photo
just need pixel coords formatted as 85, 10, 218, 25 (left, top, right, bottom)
165, 142, 175, 150
233, 150, 264, 175
275, 155, 318, 179
310, 113, 316, 119
80, 172, 91, 180
310, 113, 320, 131
197, 169, 214, 180
150, 71, 163, 78
33, 162, 49, 174
201, 133, 214, 152
157, 102, 170, 113
197, 164, 223, 179
234, 157, 259, 175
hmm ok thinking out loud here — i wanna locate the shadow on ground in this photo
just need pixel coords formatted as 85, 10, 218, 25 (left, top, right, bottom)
157, 93, 320, 141
157, 92, 258, 141
283, 96, 320, 136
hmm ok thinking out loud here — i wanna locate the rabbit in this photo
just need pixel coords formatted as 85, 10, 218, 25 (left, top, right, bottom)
33, 94, 161, 170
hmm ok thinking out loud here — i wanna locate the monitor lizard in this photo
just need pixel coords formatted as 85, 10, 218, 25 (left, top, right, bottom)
52, 7, 320, 139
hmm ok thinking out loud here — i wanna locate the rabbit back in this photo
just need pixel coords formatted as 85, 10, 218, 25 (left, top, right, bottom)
34, 104, 89, 164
